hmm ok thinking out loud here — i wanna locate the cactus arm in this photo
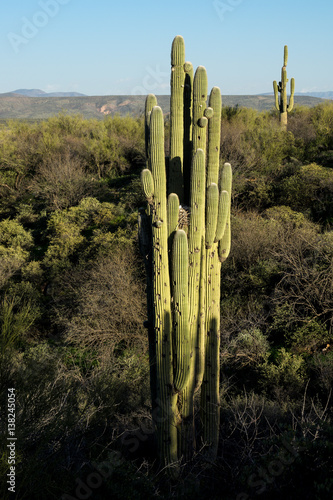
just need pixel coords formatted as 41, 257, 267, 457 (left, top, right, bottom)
195, 236, 206, 391
138, 208, 157, 408
284, 44, 288, 67
183, 61, 194, 205
200, 84, 224, 455
207, 87, 222, 187
145, 94, 157, 168
172, 229, 190, 393
167, 192, 179, 278
219, 162, 232, 199
205, 183, 219, 249
201, 245, 221, 459
281, 67, 288, 113
169, 35, 186, 201
179, 148, 206, 458
215, 190, 229, 242
218, 220, 231, 262
218, 163, 232, 262
288, 77, 295, 112
167, 193, 180, 241
201, 166, 230, 459
188, 148, 206, 330
149, 105, 178, 467
141, 168, 154, 203
192, 66, 208, 155
273, 80, 280, 111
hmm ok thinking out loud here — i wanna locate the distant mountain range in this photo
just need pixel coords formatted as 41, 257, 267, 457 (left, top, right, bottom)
296, 91, 333, 99
11, 88, 333, 100
12, 88, 86, 97
262, 91, 333, 99
0, 90, 331, 121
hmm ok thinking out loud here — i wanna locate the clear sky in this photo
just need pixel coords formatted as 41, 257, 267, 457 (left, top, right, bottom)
1, 0, 333, 96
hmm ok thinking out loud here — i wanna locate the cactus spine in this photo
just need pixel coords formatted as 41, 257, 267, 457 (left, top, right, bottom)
139, 36, 232, 471
273, 45, 295, 130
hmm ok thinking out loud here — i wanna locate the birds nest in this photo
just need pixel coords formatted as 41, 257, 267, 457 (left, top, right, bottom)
178, 205, 190, 230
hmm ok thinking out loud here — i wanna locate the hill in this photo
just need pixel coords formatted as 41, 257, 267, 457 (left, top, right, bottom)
12, 88, 86, 97
296, 91, 333, 99
0, 92, 326, 120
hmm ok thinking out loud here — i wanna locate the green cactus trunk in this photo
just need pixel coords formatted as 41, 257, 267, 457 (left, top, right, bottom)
169, 35, 185, 202
149, 106, 178, 467
273, 45, 295, 131
139, 36, 232, 471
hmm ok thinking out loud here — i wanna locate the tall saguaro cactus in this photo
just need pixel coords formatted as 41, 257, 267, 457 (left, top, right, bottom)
273, 45, 295, 130
139, 35, 232, 472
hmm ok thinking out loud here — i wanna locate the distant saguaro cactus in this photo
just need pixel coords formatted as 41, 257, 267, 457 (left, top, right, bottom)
273, 45, 295, 130
139, 35, 232, 473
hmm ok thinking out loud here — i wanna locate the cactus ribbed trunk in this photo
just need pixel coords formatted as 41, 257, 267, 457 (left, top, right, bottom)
169, 35, 185, 202
139, 36, 232, 472
149, 107, 178, 467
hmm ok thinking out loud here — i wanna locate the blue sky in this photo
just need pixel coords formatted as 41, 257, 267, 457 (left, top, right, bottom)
1, 0, 333, 96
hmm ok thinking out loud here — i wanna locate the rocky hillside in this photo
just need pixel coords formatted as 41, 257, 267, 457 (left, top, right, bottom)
0, 92, 326, 120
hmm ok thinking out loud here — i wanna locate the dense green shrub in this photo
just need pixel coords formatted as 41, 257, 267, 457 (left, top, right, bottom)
259, 348, 306, 399
280, 162, 333, 224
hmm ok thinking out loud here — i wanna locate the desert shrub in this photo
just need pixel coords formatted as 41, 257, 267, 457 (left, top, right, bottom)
221, 117, 257, 175
309, 351, 333, 393
221, 328, 270, 369
0, 342, 95, 498
13, 202, 39, 225
221, 107, 290, 210
0, 218, 33, 249
51, 251, 146, 352
259, 348, 306, 400
288, 102, 333, 164
287, 106, 318, 161
41, 113, 145, 177
0, 339, 150, 499
311, 101, 333, 151
0, 247, 29, 289
20, 260, 44, 284
104, 114, 145, 170
220, 212, 281, 340
286, 319, 330, 353
43, 113, 88, 137
279, 163, 333, 224
221, 211, 281, 311
233, 400, 333, 500
43, 196, 137, 273
0, 219, 34, 288
43, 210, 85, 271
220, 391, 287, 473
267, 212, 333, 337
30, 151, 97, 210
0, 120, 42, 192
221, 208, 332, 368
0, 293, 39, 354
0, 114, 145, 213
228, 212, 280, 267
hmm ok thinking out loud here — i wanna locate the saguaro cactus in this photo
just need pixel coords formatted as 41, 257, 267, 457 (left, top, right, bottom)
139, 35, 232, 472
273, 45, 295, 130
